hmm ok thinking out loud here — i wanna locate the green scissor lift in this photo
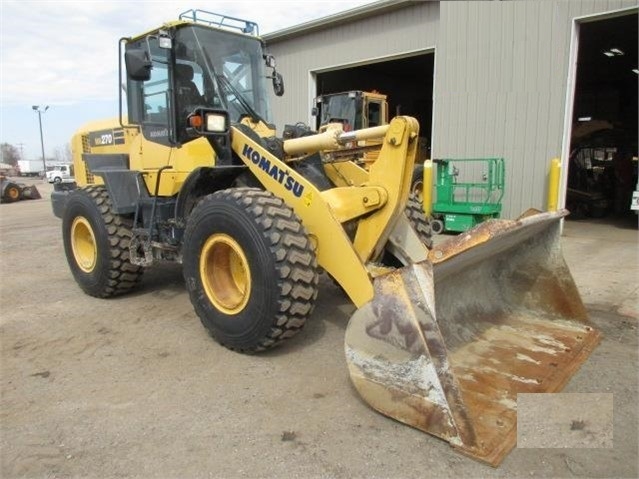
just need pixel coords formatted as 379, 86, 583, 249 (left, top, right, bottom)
431, 158, 505, 233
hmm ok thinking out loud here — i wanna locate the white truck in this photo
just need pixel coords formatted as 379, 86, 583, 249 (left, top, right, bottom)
46, 164, 75, 184
17, 159, 44, 177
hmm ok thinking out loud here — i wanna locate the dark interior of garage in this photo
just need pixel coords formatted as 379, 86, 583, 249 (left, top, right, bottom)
569, 13, 638, 224
315, 53, 434, 156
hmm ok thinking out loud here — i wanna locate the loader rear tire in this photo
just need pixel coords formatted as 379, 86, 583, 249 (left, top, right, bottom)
62, 186, 143, 298
183, 188, 319, 353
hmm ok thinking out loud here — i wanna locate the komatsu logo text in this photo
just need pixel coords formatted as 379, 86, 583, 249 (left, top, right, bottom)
242, 144, 304, 197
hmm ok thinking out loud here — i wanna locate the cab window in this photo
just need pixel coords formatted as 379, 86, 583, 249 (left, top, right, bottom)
367, 101, 382, 127
143, 64, 169, 123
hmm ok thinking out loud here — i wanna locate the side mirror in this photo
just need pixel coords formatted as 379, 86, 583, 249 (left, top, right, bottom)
125, 49, 152, 81
311, 107, 318, 116
272, 71, 284, 97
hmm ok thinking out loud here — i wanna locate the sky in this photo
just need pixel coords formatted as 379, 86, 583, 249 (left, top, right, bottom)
0, 0, 377, 162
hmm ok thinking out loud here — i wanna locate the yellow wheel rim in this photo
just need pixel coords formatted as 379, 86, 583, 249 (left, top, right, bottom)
200, 234, 251, 315
71, 216, 97, 273
8, 187, 19, 200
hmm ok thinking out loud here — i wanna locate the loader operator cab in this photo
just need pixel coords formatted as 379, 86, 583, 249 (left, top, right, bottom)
121, 10, 284, 148
313, 91, 388, 131
174, 63, 205, 112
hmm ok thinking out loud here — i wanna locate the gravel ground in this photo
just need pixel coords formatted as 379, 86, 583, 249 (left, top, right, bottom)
1, 178, 637, 478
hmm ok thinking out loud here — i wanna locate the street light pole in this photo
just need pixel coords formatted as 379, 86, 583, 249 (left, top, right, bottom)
32, 105, 49, 175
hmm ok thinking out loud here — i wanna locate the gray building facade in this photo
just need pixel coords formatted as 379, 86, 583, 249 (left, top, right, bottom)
264, 0, 638, 218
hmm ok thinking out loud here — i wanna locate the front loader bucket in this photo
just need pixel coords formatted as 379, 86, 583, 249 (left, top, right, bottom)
20, 185, 41, 200
345, 210, 600, 466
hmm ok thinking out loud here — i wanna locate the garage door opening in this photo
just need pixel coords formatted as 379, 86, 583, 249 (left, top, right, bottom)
314, 52, 434, 157
567, 13, 638, 227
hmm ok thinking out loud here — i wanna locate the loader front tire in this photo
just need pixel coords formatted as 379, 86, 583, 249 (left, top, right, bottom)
405, 192, 433, 248
183, 188, 319, 353
62, 186, 143, 298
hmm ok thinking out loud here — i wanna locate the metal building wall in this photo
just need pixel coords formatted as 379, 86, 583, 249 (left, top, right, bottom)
265, 1, 439, 130
265, 0, 637, 219
435, 0, 638, 217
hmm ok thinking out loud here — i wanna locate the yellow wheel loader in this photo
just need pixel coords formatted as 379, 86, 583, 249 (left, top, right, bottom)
0, 173, 42, 203
313, 90, 389, 130
313, 89, 429, 201
51, 10, 600, 466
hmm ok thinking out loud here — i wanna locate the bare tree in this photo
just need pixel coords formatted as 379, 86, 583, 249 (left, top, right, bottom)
54, 143, 73, 163
64, 143, 72, 162
1, 143, 20, 166
54, 146, 64, 163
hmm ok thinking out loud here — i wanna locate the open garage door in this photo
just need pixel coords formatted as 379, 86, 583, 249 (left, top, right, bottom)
567, 12, 638, 226
314, 52, 434, 157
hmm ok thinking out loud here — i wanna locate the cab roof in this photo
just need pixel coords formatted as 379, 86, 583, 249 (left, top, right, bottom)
128, 9, 261, 43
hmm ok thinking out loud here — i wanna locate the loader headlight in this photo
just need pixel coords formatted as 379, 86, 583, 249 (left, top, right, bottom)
205, 113, 227, 132
187, 109, 229, 137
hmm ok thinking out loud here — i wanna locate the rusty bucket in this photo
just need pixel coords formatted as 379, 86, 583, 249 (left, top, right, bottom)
345, 210, 600, 466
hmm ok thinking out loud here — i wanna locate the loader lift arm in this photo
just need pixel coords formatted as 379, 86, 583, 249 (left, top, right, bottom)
231, 116, 425, 307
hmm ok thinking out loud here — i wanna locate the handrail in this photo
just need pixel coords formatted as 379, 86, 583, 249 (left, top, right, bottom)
178, 9, 259, 36
434, 158, 505, 207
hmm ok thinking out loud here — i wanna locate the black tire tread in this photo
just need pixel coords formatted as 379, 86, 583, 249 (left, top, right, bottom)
405, 192, 433, 248
76, 186, 143, 297
2, 183, 21, 203
187, 188, 318, 353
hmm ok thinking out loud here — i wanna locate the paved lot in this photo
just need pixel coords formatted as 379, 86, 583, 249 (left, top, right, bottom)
1, 178, 637, 478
